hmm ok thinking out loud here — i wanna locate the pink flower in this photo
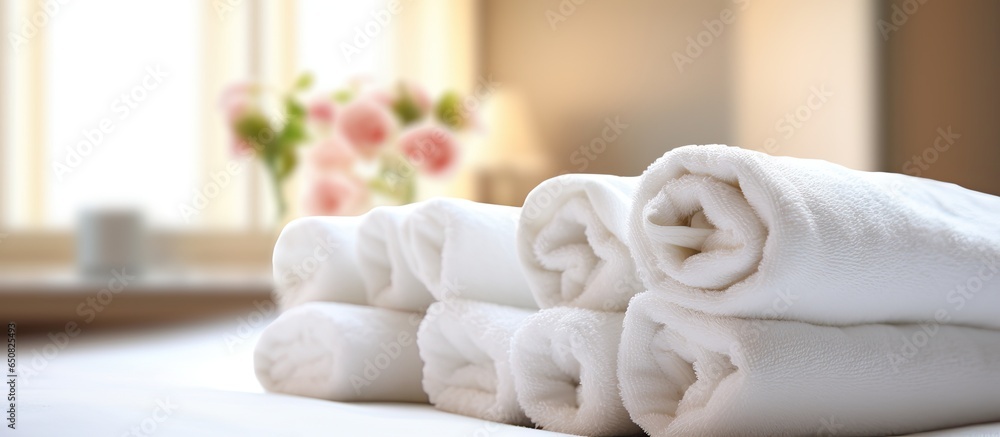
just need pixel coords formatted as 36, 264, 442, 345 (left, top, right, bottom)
224, 97, 249, 123
303, 174, 365, 216
307, 98, 337, 128
309, 134, 356, 170
398, 125, 459, 176
220, 83, 257, 124
368, 89, 394, 107
222, 96, 255, 155
231, 136, 254, 156
336, 98, 396, 157
220, 82, 259, 156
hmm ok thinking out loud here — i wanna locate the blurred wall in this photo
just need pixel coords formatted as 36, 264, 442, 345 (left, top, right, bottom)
482, 0, 884, 177
883, 0, 1000, 195
734, 0, 878, 171
483, 0, 998, 195
394, 0, 480, 95
482, 0, 736, 177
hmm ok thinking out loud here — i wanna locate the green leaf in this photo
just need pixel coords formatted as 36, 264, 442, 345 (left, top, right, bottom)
285, 97, 306, 119
279, 118, 308, 145
233, 111, 273, 153
434, 91, 466, 129
294, 72, 314, 91
332, 89, 354, 104
274, 146, 298, 181
391, 83, 424, 126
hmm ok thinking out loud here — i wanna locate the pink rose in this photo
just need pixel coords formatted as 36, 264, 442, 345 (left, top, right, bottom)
307, 98, 337, 128
336, 98, 396, 157
220, 82, 260, 156
219, 82, 254, 112
368, 89, 394, 107
221, 95, 255, 155
303, 174, 365, 216
231, 136, 254, 156
398, 125, 459, 176
224, 97, 250, 123
309, 134, 356, 170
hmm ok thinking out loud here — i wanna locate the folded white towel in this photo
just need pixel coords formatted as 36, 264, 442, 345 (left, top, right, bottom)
510, 308, 641, 436
518, 174, 643, 311
272, 216, 367, 310
416, 299, 533, 425
629, 144, 1000, 328
357, 204, 436, 312
401, 198, 536, 309
619, 292, 1000, 436
254, 302, 427, 402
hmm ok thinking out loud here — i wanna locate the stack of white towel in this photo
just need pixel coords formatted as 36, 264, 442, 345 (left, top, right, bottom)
255, 144, 1000, 436
621, 145, 1000, 436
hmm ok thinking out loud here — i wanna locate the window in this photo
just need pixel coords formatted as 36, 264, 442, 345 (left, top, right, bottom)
2, 0, 257, 231
0, 0, 469, 270
0, 0, 400, 235
297, 0, 392, 90
44, 0, 202, 229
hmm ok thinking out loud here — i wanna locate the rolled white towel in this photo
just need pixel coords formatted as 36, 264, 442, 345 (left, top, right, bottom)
416, 299, 533, 425
253, 302, 427, 402
272, 216, 367, 310
510, 308, 641, 436
357, 204, 436, 312
630, 144, 1000, 328
619, 292, 1000, 436
401, 197, 536, 308
518, 174, 643, 311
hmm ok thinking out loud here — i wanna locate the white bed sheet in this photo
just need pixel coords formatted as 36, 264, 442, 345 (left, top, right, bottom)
15, 318, 572, 437
13, 317, 1000, 436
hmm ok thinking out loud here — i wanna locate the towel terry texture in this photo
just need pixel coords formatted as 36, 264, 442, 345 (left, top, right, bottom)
518, 174, 644, 311
510, 308, 641, 436
254, 302, 427, 403
257, 145, 1000, 436
271, 216, 367, 310
416, 298, 534, 426
402, 197, 537, 309
618, 291, 1000, 436
357, 204, 436, 312
629, 144, 1000, 329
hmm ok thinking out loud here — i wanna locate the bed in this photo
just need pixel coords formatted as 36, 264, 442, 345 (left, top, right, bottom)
15, 316, 1000, 436
15, 317, 572, 436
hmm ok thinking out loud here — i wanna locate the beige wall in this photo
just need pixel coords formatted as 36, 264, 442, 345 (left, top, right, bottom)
458, 0, 1000, 195
483, 0, 736, 177
734, 0, 878, 171
394, 0, 481, 95
482, 0, 883, 176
